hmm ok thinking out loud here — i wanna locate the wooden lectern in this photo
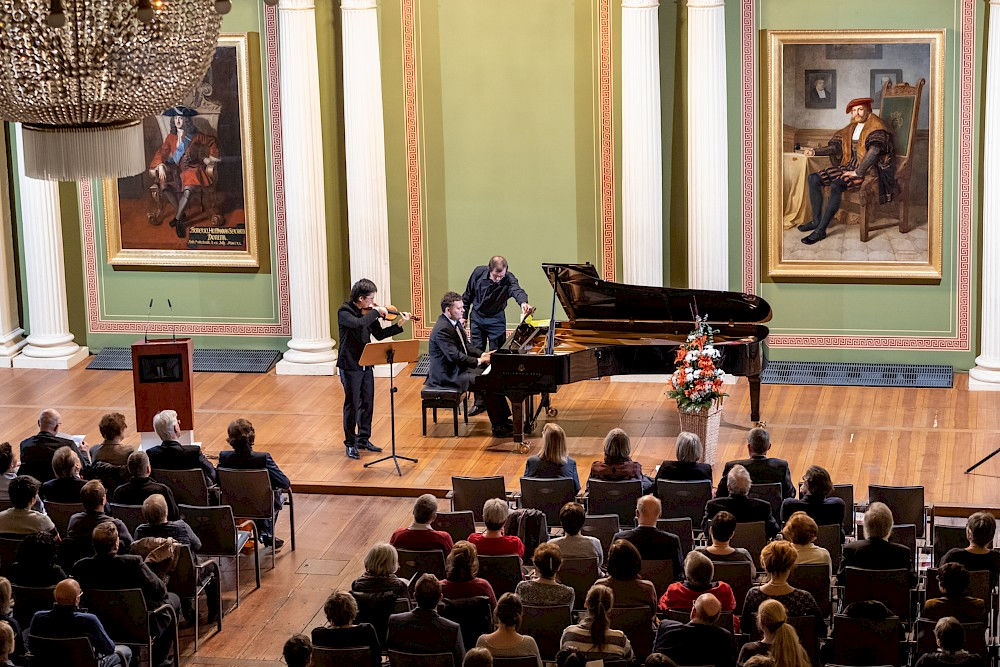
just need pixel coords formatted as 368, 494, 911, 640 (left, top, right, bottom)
131, 338, 194, 438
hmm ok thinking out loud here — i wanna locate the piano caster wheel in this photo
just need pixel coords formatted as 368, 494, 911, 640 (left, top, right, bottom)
546, 408, 558, 418
754, 420, 766, 428
517, 442, 531, 454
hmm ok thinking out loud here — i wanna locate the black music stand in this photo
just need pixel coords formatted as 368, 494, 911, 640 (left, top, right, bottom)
360, 339, 421, 476
966, 446, 1000, 474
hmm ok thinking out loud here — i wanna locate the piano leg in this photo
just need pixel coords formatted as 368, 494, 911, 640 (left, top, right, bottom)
748, 375, 763, 424
511, 399, 526, 444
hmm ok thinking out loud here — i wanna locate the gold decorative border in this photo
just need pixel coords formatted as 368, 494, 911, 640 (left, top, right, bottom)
104, 33, 260, 269
764, 30, 945, 281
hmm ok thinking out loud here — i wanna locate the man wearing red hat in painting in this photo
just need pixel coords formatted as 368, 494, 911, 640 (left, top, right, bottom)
796, 96, 896, 245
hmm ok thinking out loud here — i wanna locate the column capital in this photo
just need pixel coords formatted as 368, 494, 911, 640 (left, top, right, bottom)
342, 0, 377, 9
623, 0, 659, 7
687, 0, 725, 7
278, 0, 315, 10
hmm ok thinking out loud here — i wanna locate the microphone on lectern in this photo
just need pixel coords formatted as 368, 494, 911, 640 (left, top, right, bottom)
144, 298, 154, 343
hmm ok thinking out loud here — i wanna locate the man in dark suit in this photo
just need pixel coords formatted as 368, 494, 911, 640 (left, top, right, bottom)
146, 409, 217, 487
716, 427, 795, 498
335, 278, 412, 459
702, 465, 781, 537
73, 522, 181, 666
386, 574, 464, 666
653, 593, 736, 667
838, 501, 914, 584
612, 495, 683, 578
426, 291, 512, 437
19, 409, 91, 484
112, 450, 180, 521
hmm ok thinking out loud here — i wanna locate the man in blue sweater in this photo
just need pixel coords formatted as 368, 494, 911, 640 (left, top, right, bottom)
29, 578, 131, 666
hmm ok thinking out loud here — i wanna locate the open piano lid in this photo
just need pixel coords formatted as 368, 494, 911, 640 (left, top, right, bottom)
542, 262, 772, 325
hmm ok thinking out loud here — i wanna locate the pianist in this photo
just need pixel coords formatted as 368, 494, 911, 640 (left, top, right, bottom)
426, 292, 514, 437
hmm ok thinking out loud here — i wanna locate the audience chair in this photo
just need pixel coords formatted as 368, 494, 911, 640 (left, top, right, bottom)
180, 503, 259, 610
585, 479, 642, 529
713, 560, 754, 613
438, 595, 492, 652
868, 484, 926, 539
477, 554, 523, 597
518, 477, 578, 530
581, 514, 620, 556
27, 635, 127, 667
830, 614, 905, 667
430, 511, 476, 546
151, 468, 212, 506
0, 499, 11, 512
664, 609, 735, 635
107, 503, 145, 537
312, 646, 373, 667
655, 479, 713, 529
816, 522, 844, 572
914, 618, 988, 658
217, 466, 296, 568
730, 521, 767, 570
748, 482, 783, 523
557, 557, 600, 611
11, 583, 55, 632
830, 483, 856, 537
0, 537, 22, 576
388, 650, 454, 667
169, 545, 222, 651
43, 501, 84, 537
448, 476, 508, 522
609, 605, 654, 661
932, 523, 969, 567
352, 591, 409, 647
787, 615, 821, 667
521, 604, 572, 660
788, 563, 833, 620
83, 587, 180, 667
888, 523, 917, 572
841, 567, 913, 622
396, 548, 446, 581
639, 559, 675, 599
656, 517, 694, 557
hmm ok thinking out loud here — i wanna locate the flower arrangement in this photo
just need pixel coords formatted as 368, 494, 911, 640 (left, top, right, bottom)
668, 315, 728, 412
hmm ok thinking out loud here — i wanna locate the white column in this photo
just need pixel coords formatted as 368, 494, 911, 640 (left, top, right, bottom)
970, 0, 1000, 390
11, 125, 88, 369
274, 0, 338, 375
0, 141, 26, 367
622, 0, 663, 287
686, 0, 729, 291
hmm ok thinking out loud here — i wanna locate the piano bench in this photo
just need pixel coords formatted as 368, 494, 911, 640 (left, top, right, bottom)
420, 388, 469, 436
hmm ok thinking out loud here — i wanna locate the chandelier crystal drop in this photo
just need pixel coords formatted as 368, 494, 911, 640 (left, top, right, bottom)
0, 0, 228, 181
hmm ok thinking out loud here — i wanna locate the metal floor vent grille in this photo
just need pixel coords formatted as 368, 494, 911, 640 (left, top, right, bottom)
410, 353, 431, 377
87, 347, 282, 374
761, 361, 953, 388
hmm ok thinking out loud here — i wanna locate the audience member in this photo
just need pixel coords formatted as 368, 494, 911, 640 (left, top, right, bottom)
742, 541, 825, 640
441, 540, 497, 608
112, 450, 180, 521
737, 598, 810, 667
779, 465, 846, 540
145, 409, 217, 487
463, 647, 493, 666
523, 423, 580, 492
555, 648, 587, 667
218, 418, 291, 549
67, 480, 133, 554
702, 465, 780, 537
783, 512, 831, 570
550, 502, 603, 565
913, 616, 987, 667
0, 476, 54, 536
652, 593, 737, 667
18, 409, 91, 484
838, 501, 913, 583
0, 620, 13, 667
27, 578, 130, 666
475, 592, 541, 665
695, 510, 756, 577
9, 532, 66, 587
921, 562, 987, 623
73, 523, 180, 666
468, 498, 524, 557
716, 427, 794, 498
660, 552, 737, 630
515, 541, 574, 607
594, 539, 657, 611
389, 494, 454, 555
588, 428, 653, 493
655, 432, 713, 482
351, 542, 409, 598
612, 495, 683, 576
644, 654, 679, 666
282, 634, 313, 667
0, 579, 21, 661
310, 591, 380, 667
0, 444, 15, 503
89, 413, 134, 466
386, 574, 464, 666
559, 584, 634, 661
39, 446, 86, 503
744, 656, 777, 667
941, 512, 1000, 589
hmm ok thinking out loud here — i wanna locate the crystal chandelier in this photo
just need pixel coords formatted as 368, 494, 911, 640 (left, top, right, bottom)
0, 0, 240, 181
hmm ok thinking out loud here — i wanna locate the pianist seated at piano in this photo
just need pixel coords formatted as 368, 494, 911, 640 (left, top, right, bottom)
655, 432, 713, 483
426, 291, 514, 437
523, 424, 580, 493
588, 428, 654, 494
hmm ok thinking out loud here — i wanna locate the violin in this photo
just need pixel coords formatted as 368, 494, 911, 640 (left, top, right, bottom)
362, 304, 421, 322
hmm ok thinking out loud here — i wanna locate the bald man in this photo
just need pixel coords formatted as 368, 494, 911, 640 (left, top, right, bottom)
612, 495, 683, 579
18, 409, 91, 483
653, 593, 737, 667
28, 578, 131, 666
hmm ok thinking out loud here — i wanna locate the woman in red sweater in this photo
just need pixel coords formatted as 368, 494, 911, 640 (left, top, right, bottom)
440, 541, 497, 608
468, 498, 524, 557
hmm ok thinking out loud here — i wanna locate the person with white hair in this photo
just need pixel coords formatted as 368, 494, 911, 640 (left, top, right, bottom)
145, 409, 217, 487
716, 427, 794, 499
701, 465, 780, 537
655, 432, 712, 482
18, 408, 90, 484
838, 501, 914, 584
468, 498, 524, 557
390, 494, 453, 555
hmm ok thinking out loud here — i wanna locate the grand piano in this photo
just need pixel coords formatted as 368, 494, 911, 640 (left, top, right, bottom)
480, 262, 772, 444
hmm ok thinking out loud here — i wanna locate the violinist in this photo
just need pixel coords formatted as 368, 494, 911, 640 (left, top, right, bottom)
336, 279, 413, 460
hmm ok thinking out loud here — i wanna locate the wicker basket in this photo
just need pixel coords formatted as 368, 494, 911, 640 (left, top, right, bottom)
677, 401, 723, 465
